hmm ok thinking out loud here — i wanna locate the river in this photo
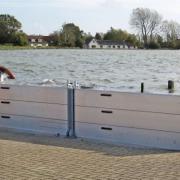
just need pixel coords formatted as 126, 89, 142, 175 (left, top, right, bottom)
0, 49, 180, 94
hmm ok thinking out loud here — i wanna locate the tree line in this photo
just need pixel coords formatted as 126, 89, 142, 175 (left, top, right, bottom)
0, 9, 180, 49
49, 25, 139, 48
130, 8, 180, 49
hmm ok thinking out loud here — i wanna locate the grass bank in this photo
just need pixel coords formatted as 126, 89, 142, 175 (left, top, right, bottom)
0, 45, 33, 50
0, 45, 64, 50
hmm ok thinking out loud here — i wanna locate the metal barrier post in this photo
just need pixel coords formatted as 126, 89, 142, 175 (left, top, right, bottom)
66, 82, 76, 138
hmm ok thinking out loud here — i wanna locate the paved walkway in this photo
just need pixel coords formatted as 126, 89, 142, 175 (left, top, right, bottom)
0, 129, 180, 180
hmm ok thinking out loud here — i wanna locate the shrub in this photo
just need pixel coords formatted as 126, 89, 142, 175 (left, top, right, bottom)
148, 41, 160, 49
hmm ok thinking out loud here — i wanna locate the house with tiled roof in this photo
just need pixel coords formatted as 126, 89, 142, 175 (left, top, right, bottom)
28, 35, 50, 47
85, 39, 136, 49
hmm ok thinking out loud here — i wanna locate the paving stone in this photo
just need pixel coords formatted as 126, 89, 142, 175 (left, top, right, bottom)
0, 129, 179, 180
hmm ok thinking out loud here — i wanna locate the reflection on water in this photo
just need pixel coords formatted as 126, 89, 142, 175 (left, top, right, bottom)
0, 49, 180, 94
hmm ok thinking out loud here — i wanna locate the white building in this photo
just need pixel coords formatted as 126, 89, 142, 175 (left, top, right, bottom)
28, 35, 49, 48
86, 39, 136, 49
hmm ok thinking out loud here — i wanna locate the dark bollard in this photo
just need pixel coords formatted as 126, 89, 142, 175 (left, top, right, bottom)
141, 83, 144, 93
168, 80, 174, 93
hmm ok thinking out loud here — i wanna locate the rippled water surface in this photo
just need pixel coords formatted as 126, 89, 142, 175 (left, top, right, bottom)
0, 49, 180, 94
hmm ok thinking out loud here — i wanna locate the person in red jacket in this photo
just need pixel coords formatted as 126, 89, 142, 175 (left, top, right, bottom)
0, 66, 15, 82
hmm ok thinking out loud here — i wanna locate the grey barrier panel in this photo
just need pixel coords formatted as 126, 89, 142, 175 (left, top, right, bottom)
66, 85, 76, 138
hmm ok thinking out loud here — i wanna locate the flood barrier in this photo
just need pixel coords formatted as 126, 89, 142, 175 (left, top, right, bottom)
0, 84, 180, 150
75, 89, 180, 150
0, 85, 67, 135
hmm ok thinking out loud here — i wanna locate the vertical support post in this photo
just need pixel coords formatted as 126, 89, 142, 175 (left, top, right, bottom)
141, 82, 144, 93
66, 82, 76, 138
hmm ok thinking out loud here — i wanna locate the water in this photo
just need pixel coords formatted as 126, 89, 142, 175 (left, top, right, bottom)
0, 49, 180, 94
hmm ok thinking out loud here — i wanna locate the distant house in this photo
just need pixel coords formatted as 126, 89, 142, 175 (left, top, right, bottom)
85, 39, 136, 49
28, 35, 50, 47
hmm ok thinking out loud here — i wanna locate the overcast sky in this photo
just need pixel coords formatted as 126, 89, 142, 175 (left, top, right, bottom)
0, 0, 180, 35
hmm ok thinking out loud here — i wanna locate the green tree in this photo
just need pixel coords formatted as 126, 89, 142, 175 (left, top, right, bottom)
103, 27, 139, 46
95, 33, 103, 40
148, 41, 160, 49
156, 35, 163, 47
83, 33, 94, 48
126, 34, 138, 46
175, 40, 180, 49
104, 27, 129, 41
60, 23, 84, 48
167, 41, 176, 49
49, 31, 61, 46
0, 14, 22, 44
13, 32, 28, 46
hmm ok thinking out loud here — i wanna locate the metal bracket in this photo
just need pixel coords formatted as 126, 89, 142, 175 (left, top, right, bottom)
66, 81, 76, 138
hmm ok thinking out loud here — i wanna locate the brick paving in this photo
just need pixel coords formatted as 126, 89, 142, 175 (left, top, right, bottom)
0, 129, 180, 180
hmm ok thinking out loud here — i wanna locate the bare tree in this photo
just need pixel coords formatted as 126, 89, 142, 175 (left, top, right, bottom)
161, 20, 180, 42
130, 8, 162, 47
149, 10, 162, 40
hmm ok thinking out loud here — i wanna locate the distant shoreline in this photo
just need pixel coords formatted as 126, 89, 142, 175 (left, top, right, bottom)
0, 45, 179, 50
